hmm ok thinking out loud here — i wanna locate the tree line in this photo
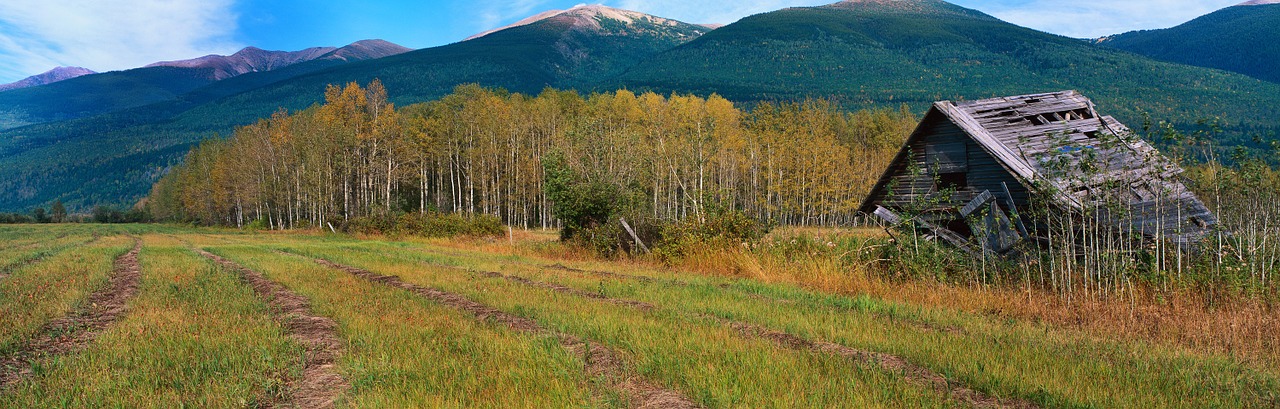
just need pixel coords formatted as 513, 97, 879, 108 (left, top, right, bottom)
147, 81, 914, 229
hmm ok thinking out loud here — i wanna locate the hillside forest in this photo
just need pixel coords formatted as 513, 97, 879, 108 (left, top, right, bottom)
147, 80, 914, 230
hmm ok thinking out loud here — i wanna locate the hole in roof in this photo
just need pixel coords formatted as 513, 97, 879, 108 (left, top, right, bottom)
1024, 98, 1042, 104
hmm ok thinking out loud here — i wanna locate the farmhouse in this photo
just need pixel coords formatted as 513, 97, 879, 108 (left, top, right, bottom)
859, 90, 1218, 255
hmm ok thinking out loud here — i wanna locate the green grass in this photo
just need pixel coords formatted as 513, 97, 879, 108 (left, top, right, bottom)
302, 238, 1280, 408
0, 235, 132, 355
200, 242, 595, 408
2, 225, 1277, 407
1, 234, 300, 407
265, 239, 967, 408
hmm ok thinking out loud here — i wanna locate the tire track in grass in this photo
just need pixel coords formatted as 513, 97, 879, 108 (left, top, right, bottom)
354, 241, 964, 336
0, 235, 99, 280
194, 249, 346, 409
545, 262, 968, 336
300, 255, 701, 409
395, 256, 1039, 409
0, 237, 140, 389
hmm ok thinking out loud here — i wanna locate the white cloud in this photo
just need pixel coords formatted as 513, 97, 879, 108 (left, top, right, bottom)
0, 0, 242, 83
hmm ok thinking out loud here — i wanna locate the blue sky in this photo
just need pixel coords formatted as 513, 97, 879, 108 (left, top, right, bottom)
0, 0, 1250, 83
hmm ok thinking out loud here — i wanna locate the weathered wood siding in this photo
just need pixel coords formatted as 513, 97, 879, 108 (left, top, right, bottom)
865, 110, 1027, 221
861, 90, 1220, 244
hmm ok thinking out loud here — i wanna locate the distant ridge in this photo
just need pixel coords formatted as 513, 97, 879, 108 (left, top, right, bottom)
466, 4, 693, 40
146, 46, 338, 80
0, 67, 95, 92
144, 40, 411, 81
0, 39, 410, 130
319, 39, 412, 62
1098, 1, 1280, 83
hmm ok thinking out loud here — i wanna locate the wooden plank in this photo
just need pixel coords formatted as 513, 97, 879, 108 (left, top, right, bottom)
960, 190, 994, 218
937, 102, 1082, 210
618, 218, 651, 254
874, 206, 902, 225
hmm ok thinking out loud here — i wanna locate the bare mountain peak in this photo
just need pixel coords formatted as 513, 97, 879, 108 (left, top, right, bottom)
146, 46, 338, 80
465, 4, 696, 40
0, 66, 96, 92
321, 39, 412, 62
1238, 0, 1280, 5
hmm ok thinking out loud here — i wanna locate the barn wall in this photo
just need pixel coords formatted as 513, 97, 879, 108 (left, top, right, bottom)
873, 116, 1029, 223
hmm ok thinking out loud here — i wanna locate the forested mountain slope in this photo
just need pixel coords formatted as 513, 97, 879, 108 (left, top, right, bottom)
0, 41, 408, 130
0, 7, 709, 211
616, 0, 1280, 141
1098, 2, 1280, 84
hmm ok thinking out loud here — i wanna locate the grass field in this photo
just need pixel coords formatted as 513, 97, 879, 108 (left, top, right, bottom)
0, 224, 1276, 408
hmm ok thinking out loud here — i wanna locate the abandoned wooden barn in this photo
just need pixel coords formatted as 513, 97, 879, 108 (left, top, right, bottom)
858, 90, 1218, 255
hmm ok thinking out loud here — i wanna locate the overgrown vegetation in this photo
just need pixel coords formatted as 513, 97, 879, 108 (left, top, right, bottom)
343, 212, 503, 238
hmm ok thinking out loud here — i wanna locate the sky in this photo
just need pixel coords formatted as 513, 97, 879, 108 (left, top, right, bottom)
0, 0, 1252, 83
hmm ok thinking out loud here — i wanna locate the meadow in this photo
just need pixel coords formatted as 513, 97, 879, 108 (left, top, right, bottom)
0, 224, 1276, 408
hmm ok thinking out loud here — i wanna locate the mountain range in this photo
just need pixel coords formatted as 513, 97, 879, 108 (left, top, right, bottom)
0, 40, 410, 130
1, 0, 1278, 212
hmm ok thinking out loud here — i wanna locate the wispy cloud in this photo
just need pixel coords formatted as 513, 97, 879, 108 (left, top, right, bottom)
471, 0, 558, 33
0, 0, 242, 83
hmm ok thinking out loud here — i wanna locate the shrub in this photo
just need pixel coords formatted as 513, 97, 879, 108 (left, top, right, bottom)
655, 210, 768, 263
344, 212, 504, 238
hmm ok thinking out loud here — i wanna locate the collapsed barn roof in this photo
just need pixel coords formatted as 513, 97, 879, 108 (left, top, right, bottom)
860, 90, 1217, 251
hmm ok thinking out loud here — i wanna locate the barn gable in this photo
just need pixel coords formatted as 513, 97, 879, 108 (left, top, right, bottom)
860, 90, 1218, 250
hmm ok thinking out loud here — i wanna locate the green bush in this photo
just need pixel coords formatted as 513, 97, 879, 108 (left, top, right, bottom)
655, 210, 768, 262
572, 215, 667, 259
344, 212, 504, 238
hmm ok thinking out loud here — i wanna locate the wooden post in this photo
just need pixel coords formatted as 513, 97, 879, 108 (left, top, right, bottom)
618, 218, 651, 254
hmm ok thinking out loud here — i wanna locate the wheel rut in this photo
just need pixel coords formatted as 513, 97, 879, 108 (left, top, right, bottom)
545, 262, 965, 336
301, 255, 701, 409
0, 237, 140, 389
195, 249, 347, 409
418, 256, 1039, 409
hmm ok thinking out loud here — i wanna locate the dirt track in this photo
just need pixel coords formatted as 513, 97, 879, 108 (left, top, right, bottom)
196, 249, 347, 408
0, 238, 141, 389
430, 257, 1039, 409
305, 256, 702, 409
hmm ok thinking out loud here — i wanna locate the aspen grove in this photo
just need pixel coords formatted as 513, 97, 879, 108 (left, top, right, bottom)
147, 81, 914, 229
